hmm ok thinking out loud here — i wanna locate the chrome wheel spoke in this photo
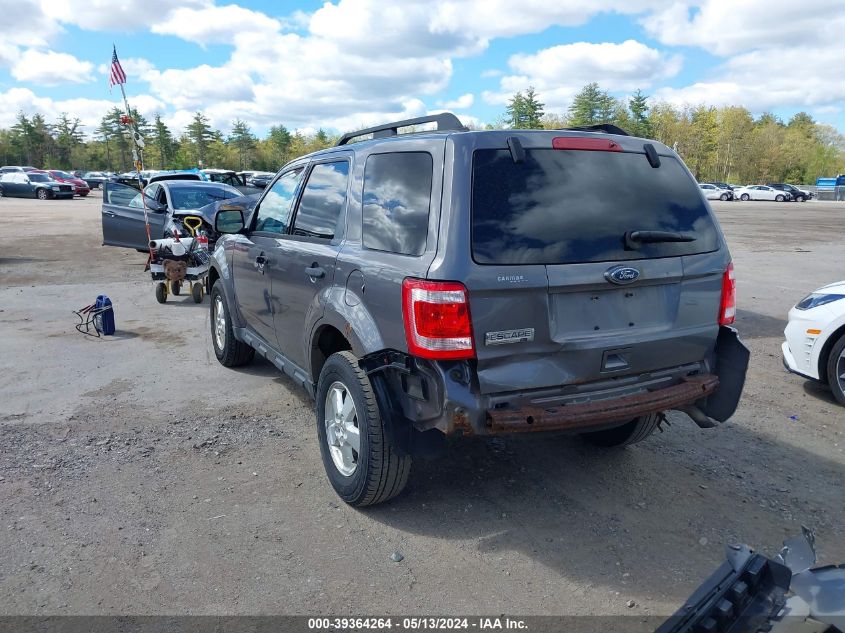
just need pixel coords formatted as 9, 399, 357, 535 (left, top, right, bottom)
344, 422, 360, 453
324, 381, 359, 477
340, 394, 355, 424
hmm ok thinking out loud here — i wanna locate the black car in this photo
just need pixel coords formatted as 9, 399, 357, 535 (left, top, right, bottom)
0, 171, 74, 199
81, 171, 108, 189
767, 183, 813, 202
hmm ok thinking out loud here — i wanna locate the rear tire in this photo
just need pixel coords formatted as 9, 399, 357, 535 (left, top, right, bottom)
740, 193, 750, 201
316, 351, 411, 506
155, 282, 167, 303
825, 334, 845, 407
581, 413, 661, 447
191, 282, 203, 303
210, 280, 254, 367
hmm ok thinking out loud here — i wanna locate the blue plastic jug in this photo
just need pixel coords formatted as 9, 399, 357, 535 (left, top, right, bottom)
94, 295, 115, 335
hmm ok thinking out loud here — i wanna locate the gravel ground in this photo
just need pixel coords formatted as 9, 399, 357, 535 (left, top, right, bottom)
0, 192, 843, 616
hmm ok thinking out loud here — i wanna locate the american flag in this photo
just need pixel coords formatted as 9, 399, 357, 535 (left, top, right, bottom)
109, 46, 126, 89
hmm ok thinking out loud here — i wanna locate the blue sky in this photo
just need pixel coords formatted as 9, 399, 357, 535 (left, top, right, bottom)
1, 0, 842, 137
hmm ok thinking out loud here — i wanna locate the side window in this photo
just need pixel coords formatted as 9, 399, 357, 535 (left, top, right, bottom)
0, 174, 13, 183
255, 168, 303, 234
145, 184, 160, 203
106, 182, 143, 206
291, 162, 350, 240
363, 152, 432, 256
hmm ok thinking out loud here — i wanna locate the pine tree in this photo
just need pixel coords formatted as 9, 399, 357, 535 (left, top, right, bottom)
627, 90, 653, 138
268, 124, 292, 165
186, 111, 215, 167
506, 87, 545, 129
229, 119, 256, 170
150, 114, 176, 169
568, 83, 605, 126
54, 113, 83, 169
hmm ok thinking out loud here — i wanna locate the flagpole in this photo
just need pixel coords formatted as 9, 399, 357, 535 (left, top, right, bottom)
112, 46, 152, 261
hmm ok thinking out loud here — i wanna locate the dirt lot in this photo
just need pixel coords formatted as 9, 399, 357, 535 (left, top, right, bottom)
0, 192, 843, 617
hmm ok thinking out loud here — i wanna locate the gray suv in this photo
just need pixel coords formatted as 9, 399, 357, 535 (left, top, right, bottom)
207, 113, 749, 506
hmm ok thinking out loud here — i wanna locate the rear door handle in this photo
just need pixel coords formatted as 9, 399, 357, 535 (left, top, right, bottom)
255, 254, 266, 274
104, 211, 116, 217
305, 265, 325, 280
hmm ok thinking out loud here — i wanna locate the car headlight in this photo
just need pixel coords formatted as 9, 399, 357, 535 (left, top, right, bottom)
795, 293, 845, 310
51, 185, 60, 190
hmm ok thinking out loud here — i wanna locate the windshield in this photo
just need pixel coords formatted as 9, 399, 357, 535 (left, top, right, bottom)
169, 185, 240, 210
29, 174, 50, 182
471, 148, 719, 265
52, 171, 74, 179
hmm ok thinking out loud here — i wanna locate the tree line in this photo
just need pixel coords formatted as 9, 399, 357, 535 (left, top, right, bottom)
0, 109, 337, 174
503, 83, 845, 184
1, 82, 843, 184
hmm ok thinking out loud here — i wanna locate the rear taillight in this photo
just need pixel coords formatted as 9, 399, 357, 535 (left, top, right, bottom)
402, 278, 475, 360
719, 262, 736, 326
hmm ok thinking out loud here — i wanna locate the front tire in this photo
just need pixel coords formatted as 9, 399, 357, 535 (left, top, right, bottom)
210, 280, 254, 367
825, 334, 845, 407
36, 189, 49, 200
581, 413, 661, 447
740, 193, 750, 201
720, 193, 728, 201
775, 194, 785, 202
316, 351, 411, 506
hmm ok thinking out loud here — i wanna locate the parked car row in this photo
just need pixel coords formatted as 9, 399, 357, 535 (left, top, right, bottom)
698, 181, 814, 202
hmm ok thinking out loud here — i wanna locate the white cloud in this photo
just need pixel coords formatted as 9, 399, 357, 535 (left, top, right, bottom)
643, 0, 845, 115
41, 0, 209, 31
641, 0, 839, 57
485, 40, 682, 110
11, 49, 95, 86
438, 93, 474, 109
151, 4, 281, 45
147, 65, 255, 110
0, 87, 163, 131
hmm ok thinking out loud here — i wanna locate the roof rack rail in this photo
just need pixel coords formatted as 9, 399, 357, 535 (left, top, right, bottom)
336, 112, 466, 146
564, 123, 630, 136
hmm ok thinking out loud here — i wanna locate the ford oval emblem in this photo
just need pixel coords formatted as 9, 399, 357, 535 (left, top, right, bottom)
605, 265, 640, 285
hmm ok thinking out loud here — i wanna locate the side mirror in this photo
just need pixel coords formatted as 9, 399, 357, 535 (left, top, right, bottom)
216, 206, 245, 234
146, 198, 167, 212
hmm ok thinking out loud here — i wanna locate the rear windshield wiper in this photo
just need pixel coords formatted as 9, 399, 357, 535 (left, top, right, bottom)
624, 230, 696, 249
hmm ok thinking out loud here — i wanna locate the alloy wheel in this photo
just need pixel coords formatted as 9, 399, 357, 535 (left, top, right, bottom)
324, 381, 360, 476
213, 295, 226, 351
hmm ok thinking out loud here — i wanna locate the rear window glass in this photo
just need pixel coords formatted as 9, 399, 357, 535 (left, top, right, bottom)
363, 152, 432, 256
169, 185, 240, 210
292, 161, 350, 240
472, 148, 718, 265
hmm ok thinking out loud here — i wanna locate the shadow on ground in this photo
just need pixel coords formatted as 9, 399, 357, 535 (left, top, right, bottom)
363, 417, 844, 599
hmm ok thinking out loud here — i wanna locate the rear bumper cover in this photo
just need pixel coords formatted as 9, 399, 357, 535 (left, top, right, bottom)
361, 327, 749, 438
485, 374, 719, 434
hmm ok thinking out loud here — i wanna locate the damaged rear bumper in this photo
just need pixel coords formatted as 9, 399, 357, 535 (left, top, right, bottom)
360, 326, 749, 440
484, 374, 719, 434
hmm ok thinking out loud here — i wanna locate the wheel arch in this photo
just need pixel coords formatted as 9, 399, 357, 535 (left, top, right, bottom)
818, 322, 845, 383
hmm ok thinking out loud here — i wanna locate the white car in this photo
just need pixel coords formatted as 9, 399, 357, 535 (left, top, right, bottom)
733, 185, 791, 202
699, 183, 734, 200
782, 280, 845, 405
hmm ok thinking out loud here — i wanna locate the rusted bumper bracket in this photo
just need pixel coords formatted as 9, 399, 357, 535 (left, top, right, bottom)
485, 374, 720, 434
